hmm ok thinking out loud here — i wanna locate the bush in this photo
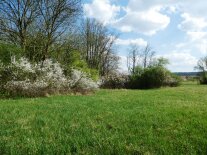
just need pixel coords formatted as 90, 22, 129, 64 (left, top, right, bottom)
69, 69, 99, 90
100, 74, 128, 89
138, 67, 167, 89
0, 57, 98, 97
60, 50, 99, 81
127, 66, 181, 89
164, 73, 182, 87
198, 72, 207, 84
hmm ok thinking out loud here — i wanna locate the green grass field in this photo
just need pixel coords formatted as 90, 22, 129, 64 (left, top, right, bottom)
1, 83, 207, 154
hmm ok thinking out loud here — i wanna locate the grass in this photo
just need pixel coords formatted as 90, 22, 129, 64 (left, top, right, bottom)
1, 83, 207, 154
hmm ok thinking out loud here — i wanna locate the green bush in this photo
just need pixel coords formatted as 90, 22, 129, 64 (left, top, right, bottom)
199, 72, 207, 84
138, 67, 167, 89
0, 43, 22, 64
127, 66, 181, 89
60, 50, 99, 81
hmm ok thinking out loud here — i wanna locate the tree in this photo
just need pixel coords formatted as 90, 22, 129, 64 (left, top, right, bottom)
36, 0, 82, 61
80, 18, 118, 76
127, 43, 156, 74
195, 56, 207, 84
0, 0, 38, 51
142, 43, 155, 68
153, 57, 169, 67
101, 52, 120, 77
127, 44, 141, 74
195, 56, 207, 72
0, 0, 82, 62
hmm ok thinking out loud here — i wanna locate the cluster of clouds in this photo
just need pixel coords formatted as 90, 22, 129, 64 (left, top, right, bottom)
83, 0, 207, 72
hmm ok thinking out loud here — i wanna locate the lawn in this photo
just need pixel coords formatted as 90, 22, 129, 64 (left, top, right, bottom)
1, 83, 207, 154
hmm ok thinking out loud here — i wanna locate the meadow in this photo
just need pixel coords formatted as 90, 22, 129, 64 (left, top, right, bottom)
1, 83, 207, 154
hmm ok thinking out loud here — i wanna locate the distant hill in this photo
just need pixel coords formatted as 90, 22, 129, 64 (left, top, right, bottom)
173, 72, 200, 77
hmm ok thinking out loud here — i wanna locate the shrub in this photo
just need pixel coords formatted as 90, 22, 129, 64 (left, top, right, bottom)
0, 57, 98, 97
100, 74, 128, 89
164, 73, 182, 87
69, 69, 99, 90
126, 66, 144, 89
198, 72, 207, 84
61, 50, 99, 81
138, 67, 167, 89
127, 66, 181, 89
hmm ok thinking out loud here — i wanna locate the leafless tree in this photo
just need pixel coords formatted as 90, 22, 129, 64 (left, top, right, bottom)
195, 56, 207, 72
0, 0, 39, 51
142, 43, 155, 68
127, 44, 141, 74
36, 0, 82, 61
0, 0, 82, 62
80, 18, 118, 76
127, 43, 156, 74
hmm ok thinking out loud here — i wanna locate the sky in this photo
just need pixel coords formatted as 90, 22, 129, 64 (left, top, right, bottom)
82, 0, 207, 72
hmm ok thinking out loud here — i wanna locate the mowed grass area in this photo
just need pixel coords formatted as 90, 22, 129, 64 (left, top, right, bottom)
1, 83, 207, 154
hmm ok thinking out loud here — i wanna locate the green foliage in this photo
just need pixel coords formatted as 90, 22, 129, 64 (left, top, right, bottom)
139, 66, 167, 89
0, 43, 22, 64
1, 84, 207, 154
195, 56, 207, 84
198, 72, 207, 84
61, 50, 99, 80
128, 66, 181, 89
153, 57, 169, 67
24, 33, 46, 62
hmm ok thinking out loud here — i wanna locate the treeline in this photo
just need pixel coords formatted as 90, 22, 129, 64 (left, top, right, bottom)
0, 0, 119, 78
0, 0, 183, 97
101, 44, 182, 89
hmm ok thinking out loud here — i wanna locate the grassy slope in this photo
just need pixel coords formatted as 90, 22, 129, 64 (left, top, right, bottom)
1, 83, 207, 154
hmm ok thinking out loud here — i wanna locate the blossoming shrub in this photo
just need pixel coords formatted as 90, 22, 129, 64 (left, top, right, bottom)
69, 69, 99, 90
100, 74, 128, 89
0, 57, 98, 97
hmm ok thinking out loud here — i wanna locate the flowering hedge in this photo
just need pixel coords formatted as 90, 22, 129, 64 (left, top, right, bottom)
0, 57, 98, 97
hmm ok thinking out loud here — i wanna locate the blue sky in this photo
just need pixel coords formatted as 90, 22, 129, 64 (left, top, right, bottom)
83, 0, 207, 72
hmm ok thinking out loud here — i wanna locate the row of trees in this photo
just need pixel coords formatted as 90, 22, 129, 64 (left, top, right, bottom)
0, 0, 119, 78
0, 0, 184, 97
127, 44, 156, 74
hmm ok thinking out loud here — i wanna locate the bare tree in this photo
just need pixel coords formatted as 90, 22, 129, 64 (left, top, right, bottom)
127, 44, 141, 74
0, 0, 38, 51
142, 43, 155, 68
101, 50, 120, 77
127, 43, 156, 74
36, 0, 82, 61
80, 18, 118, 76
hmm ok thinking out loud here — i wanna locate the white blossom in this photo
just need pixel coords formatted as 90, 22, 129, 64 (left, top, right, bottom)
1, 57, 99, 97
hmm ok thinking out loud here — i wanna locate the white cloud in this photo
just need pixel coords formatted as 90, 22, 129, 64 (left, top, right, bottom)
83, 0, 207, 72
84, 0, 171, 35
178, 13, 207, 55
178, 13, 207, 32
118, 55, 128, 73
186, 32, 207, 41
116, 38, 147, 46
114, 7, 170, 35
163, 52, 198, 72
178, 0, 207, 18
83, 0, 120, 24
